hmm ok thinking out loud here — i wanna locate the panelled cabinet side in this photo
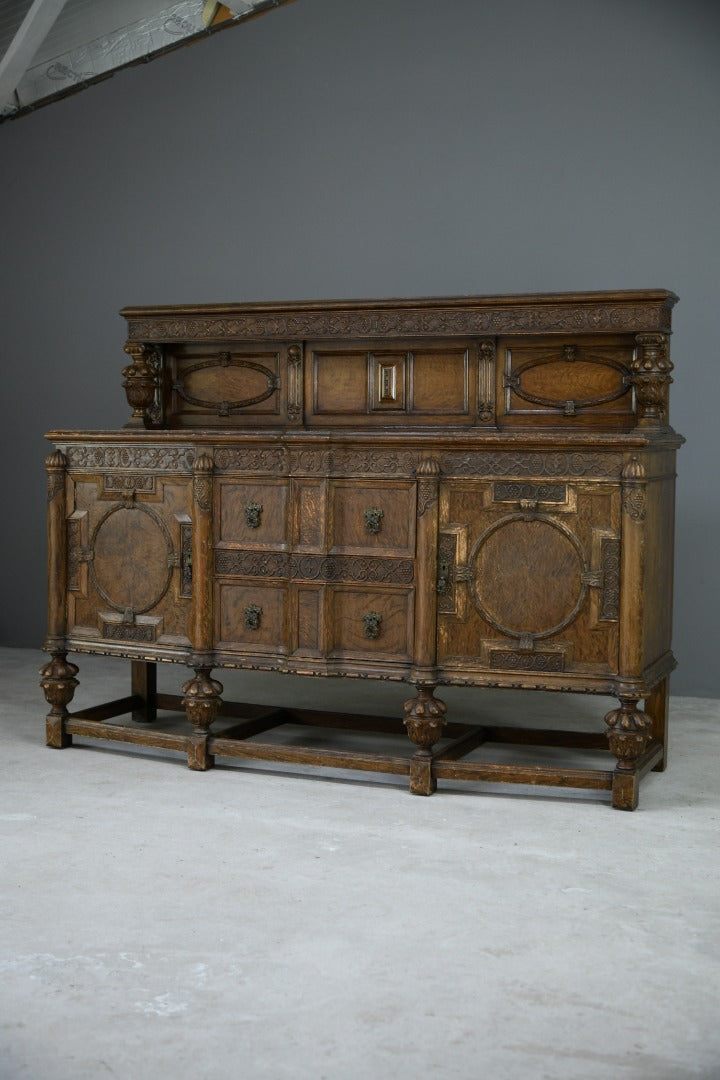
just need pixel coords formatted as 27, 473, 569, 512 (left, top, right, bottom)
42, 290, 681, 809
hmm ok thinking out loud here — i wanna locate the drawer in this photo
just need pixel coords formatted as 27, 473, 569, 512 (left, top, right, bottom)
216, 581, 288, 654
329, 481, 416, 556
217, 478, 289, 549
328, 586, 413, 661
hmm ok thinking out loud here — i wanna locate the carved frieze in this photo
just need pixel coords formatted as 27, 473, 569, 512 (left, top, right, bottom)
126, 301, 671, 343
65, 446, 195, 472
493, 481, 567, 503
103, 474, 156, 494
440, 451, 623, 479
214, 550, 414, 584
489, 650, 565, 672
102, 622, 156, 643
214, 447, 288, 473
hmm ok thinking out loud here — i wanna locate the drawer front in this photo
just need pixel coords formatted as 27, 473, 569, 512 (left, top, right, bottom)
329, 481, 416, 556
217, 478, 289, 549
216, 581, 288, 654
328, 586, 413, 661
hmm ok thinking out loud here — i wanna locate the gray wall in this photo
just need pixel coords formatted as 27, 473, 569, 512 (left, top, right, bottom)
1, 0, 718, 695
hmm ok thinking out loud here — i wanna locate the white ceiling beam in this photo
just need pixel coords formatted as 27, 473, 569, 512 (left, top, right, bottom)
0, 0, 69, 108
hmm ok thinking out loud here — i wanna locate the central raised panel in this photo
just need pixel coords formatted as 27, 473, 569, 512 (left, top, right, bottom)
472, 517, 584, 638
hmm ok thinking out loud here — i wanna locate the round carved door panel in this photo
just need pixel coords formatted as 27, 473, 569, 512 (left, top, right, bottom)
471, 515, 586, 640
90, 504, 173, 614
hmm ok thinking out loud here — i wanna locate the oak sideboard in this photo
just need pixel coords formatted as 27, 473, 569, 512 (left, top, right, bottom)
41, 290, 683, 809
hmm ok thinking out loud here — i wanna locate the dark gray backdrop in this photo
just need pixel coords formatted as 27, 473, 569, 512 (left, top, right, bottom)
1, 0, 718, 695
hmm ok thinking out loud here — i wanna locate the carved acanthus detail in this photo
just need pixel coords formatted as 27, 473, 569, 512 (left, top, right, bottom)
604, 698, 651, 770
416, 458, 440, 515
122, 343, 159, 425
40, 652, 79, 746
45, 450, 67, 501
193, 453, 214, 511
182, 667, 223, 734
403, 686, 447, 750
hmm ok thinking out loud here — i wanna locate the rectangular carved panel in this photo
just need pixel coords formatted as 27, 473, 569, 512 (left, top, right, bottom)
599, 537, 621, 621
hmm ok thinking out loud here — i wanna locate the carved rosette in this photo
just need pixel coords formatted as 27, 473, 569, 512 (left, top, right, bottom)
604, 699, 651, 770
122, 343, 158, 426
403, 686, 447, 751
182, 667, 223, 734
632, 334, 673, 425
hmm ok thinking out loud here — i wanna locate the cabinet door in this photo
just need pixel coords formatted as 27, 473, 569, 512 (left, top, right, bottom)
66, 470, 192, 651
437, 479, 620, 678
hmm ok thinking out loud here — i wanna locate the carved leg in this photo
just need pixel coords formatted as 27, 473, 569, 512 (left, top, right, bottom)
182, 667, 223, 771
605, 696, 651, 810
645, 677, 669, 772
403, 685, 447, 796
131, 660, 157, 723
39, 652, 79, 749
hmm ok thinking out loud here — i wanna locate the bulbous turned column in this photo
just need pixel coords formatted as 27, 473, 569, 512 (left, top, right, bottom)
632, 334, 673, 427
182, 667, 223, 771
604, 696, 651, 810
122, 343, 157, 427
40, 653, 79, 748
403, 685, 447, 795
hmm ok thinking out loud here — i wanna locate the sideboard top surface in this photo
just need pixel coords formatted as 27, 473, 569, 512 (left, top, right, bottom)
121, 289, 677, 341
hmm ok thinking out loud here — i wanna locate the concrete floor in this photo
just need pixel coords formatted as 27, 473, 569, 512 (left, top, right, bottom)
2, 646, 719, 1080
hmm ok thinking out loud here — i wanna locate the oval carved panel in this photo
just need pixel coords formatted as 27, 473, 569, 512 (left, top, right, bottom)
90, 504, 173, 615
470, 515, 586, 640
506, 349, 631, 414
175, 355, 279, 415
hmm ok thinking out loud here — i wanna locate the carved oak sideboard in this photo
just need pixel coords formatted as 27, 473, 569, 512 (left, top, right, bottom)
41, 290, 683, 809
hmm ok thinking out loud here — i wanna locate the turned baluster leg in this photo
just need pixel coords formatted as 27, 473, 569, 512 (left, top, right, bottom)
131, 660, 157, 723
403, 685, 447, 795
645, 676, 669, 772
182, 667, 223, 771
604, 696, 651, 811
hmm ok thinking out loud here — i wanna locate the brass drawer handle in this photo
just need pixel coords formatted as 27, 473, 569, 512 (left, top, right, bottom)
244, 604, 263, 630
245, 502, 263, 529
363, 611, 382, 639
364, 507, 384, 534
